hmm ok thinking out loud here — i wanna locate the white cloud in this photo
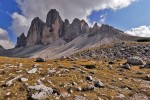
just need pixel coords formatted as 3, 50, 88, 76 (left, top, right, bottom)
100, 13, 107, 23
0, 28, 14, 49
126, 26, 150, 37
12, 0, 136, 35
11, 12, 31, 36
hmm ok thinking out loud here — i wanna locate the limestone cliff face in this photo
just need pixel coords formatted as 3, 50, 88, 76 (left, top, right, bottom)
64, 19, 89, 42
26, 17, 44, 46
26, 9, 65, 46
15, 33, 26, 48
46, 9, 64, 39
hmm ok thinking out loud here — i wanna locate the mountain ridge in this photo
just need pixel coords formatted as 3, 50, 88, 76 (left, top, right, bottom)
0, 9, 147, 59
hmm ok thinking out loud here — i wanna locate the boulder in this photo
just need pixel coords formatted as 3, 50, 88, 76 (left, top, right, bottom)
27, 84, 53, 100
127, 57, 144, 65
94, 80, 104, 88
84, 64, 96, 69
35, 57, 45, 62
86, 75, 93, 81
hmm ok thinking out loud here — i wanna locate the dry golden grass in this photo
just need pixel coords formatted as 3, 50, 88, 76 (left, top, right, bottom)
0, 56, 150, 100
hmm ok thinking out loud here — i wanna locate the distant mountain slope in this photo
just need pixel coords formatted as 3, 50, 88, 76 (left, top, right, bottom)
0, 9, 148, 59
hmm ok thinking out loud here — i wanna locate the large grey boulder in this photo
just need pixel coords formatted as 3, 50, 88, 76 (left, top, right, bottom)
27, 84, 53, 100
127, 57, 144, 65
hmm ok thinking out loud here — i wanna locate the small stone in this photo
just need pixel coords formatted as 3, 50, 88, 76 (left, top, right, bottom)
20, 78, 28, 82
18, 63, 23, 67
108, 61, 114, 64
86, 75, 93, 81
76, 87, 82, 91
82, 84, 95, 91
6, 92, 11, 96
124, 63, 131, 69
74, 95, 87, 100
72, 82, 77, 86
27, 68, 37, 74
94, 80, 104, 88
85, 64, 96, 69
116, 94, 125, 99
34, 64, 40, 68
60, 93, 70, 99
145, 74, 150, 81
108, 65, 113, 70
118, 78, 123, 81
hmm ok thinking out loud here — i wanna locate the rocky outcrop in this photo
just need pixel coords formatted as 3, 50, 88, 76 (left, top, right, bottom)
88, 23, 100, 37
15, 33, 26, 48
64, 19, 89, 42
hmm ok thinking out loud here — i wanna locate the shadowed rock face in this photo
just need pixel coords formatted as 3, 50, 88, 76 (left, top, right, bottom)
15, 33, 26, 48
0, 45, 4, 49
64, 19, 89, 42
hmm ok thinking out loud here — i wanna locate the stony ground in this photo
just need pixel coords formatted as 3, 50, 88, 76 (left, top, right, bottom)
0, 42, 150, 100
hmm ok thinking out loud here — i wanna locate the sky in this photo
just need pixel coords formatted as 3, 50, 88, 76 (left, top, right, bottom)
0, 0, 150, 49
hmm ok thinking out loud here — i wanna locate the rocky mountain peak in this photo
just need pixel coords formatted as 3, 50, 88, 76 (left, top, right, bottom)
80, 19, 89, 34
46, 9, 62, 27
26, 17, 45, 46
88, 23, 100, 36
15, 33, 26, 48
93, 23, 100, 29
72, 18, 81, 25
64, 19, 70, 25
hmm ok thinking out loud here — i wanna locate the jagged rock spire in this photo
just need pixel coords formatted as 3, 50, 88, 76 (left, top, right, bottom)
26, 17, 45, 46
15, 33, 26, 48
